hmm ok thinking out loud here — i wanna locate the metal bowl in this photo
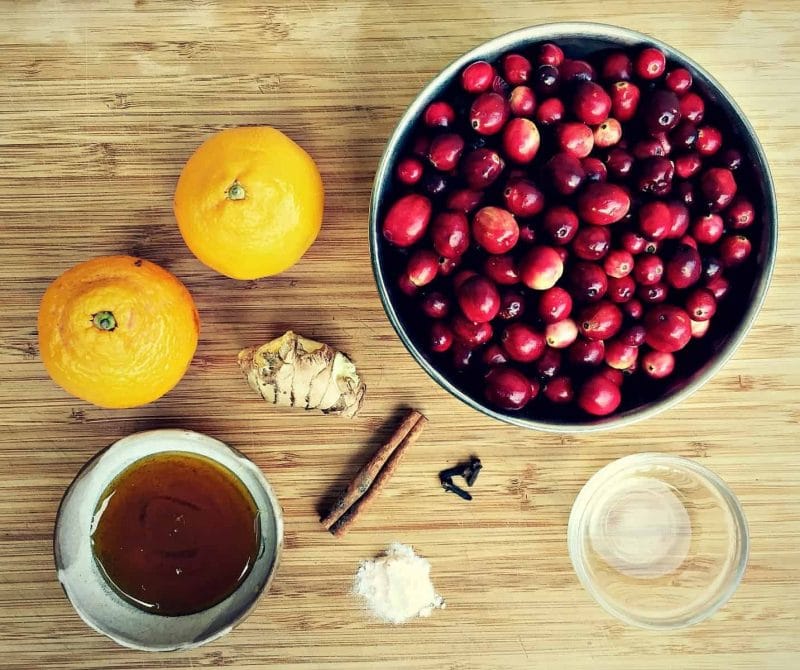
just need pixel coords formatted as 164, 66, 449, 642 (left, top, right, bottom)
369, 22, 777, 432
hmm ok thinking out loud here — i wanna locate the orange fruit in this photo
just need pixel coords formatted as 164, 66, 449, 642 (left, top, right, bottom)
173, 126, 324, 280
38, 255, 199, 409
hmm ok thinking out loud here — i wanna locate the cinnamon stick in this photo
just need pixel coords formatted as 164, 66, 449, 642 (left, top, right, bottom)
320, 409, 423, 530
329, 413, 427, 537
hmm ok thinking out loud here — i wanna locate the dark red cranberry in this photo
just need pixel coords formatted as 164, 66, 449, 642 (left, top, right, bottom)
645, 305, 692, 353
605, 148, 635, 179
621, 324, 647, 347
700, 167, 737, 211
634, 253, 664, 285
679, 92, 705, 123
481, 343, 509, 367
519, 245, 564, 290
582, 157, 608, 182
685, 287, 717, 321
554, 246, 570, 264
641, 89, 681, 135
446, 188, 484, 214
561, 58, 595, 82
579, 300, 623, 341
484, 366, 531, 410
573, 81, 612, 124
665, 243, 702, 289
578, 374, 622, 416
421, 291, 451, 319
696, 125, 722, 155
675, 180, 695, 207
609, 81, 641, 122
519, 224, 537, 244
535, 97, 565, 125
406, 249, 439, 287
636, 157, 674, 195
470, 92, 509, 135
437, 255, 460, 277
397, 272, 418, 296
461, 61, 494, 93
423, 101, 456, 128
472, 206, 519, 254
674, 152, 702, 179
428, 133, 465, 171
726, 196, 756, 229
498, 289, 526, 320
620, 230, 647, 255
538, 286, 573, 323
593, 118, 622, 148
577, 183, 631, 225
545, 152, 586, 195
607, 274, 636, 303
602, 51, 633, 81
492, 74, 511, 97
638, 201, 672, 240
457, 276, 500, 322
430, 212, 468, 258
483, 254, 519, 286
410, 134, 430, 158
429, 321, 454, 353
568, 338, 605, 366
665, 68, 693, 95
382, 193, 432, 247
509, 85, 536, 116
702, 255, 723, 281
598, 365, 626, 386
644, 239, 661, 254
719, 148, 743, 171
503, 53, 532, 85
452, 269, 478, 290
604, 249, 634, 278
670, 121, 698, 151
538, 43, 564, 66
572, 225, 612, 261
451, 340, 474, 369
719, 234, 752, 267
638, 281, 669, 304
501, 323, 546, 362
680, 234, 698, 249
461, 148, 505, 189
544, 375, 574, 403
633, 135, 671, 159
543, 206, 580, 245
569, 262, 608, 302
534, 64, 560, 95
666, 201, 691, 239
451, 314, 493, 347
536, 347, 564, 377
556, 122, 594, 159
502, 118, 541, 164
503, 179, 545, 219
621, 298, 644, 320
642, 349, 675, 379
706, 275, 730, 300
396, 156, 424, 185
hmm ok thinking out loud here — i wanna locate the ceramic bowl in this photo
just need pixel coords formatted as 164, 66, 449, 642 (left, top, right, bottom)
54, 429, 284, 651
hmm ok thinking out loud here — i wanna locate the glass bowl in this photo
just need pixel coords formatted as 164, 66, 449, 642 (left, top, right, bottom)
567, 453, 748, 629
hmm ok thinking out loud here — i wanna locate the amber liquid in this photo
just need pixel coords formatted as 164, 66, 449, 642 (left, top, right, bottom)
91, 452, 260, 616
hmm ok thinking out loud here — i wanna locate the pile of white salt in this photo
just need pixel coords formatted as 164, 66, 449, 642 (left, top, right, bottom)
353, 543, 445, 624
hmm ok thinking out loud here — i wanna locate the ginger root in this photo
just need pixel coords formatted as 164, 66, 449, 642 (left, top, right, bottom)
238, 331, 366, 418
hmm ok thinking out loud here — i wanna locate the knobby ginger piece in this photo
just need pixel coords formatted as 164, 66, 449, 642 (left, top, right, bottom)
238, 331, 366, 418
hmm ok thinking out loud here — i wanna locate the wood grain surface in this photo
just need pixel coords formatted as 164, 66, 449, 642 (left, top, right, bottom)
1, 1, 799, 668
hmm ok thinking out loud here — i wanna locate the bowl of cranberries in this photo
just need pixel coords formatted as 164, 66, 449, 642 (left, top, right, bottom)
369, 23, 777, 431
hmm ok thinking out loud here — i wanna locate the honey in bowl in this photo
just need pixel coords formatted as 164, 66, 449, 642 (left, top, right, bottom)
91, 451, 260, 616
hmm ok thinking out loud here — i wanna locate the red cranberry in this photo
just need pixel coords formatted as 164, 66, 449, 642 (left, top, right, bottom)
452, 269, 478, 290
457, 276, 500, 322
451, 314, 493, 347
483, 254, 519, 286
502, 178, 545, 218
561, 59, 595, 82
482, 343, 509, 366
674, 152, 702, 179
598, 365, 625, 386
509, 85, 536, 116
607, 274, 636, 303
568, 338, 605, 366
621, 298, 644, 320
675, 180, 695, 207
544, 375, 574, 403
578, 182, 631, 225
696, 125, 722, 155
534, 64, 560, 95
519, 246, 564, 290
423, 101, 456, 128
484, 366, 531, 410
545, 152, 586, 195
572, 81, 612, 124
382, 193, 432, 247
556, 122, 594, 159
602, 51, 633, 81
726, 196, 756, 229
641, 89, 681, 135
638, 281, 669, 304
635, 47, 666, 80
666, 201, 691, 238
621, 230, 647, 255
670, 121, 698, 151
421, 291, 451, 319
569, 262, 608, 302
605, 148, 635, 179
446, 188, 484, 213
492, 74, 511, 96
431, 211, 470, 259
451, 340, 474, 369
470, 92, 509, 135
665, 244, 702, 289
397, 272, 418, 296
691, 318, 710, 338
680, 234, 698, 249
578, 374, 622, 416
519, 224, 537, 244
665, 68, 693, 95
422, 171, 449, 196
604, 249, 634, 278
719, 148, 743, 171
429, 321, 454, 353
638, 201, 672, 240
644, 239, 661, 254
593, 118, 622, 148
680, 92, 705, 123
501, 323, 546, 362
545, 319, 579, 349
462, 148, 505, 189
719, 234, 752, 267
642, 349, 675, 379
536, 97, 565, 125
410, 134, 430, 158
644, 304, 692, 352
579, 300, 623, 341
538, 43, 564, 66
396, 157, 424, 185
428, 133, 465, 171
461, 61, 494, 93
538, 286, 573, 323
702, 255, 723, 281
609, 81, 641, 122
543, 206, 580, 244
406, 249, 439, 287
572, 225, 611, 261
633, 135, 671, 159
636, 157, 674, 195
706, 275, 730, 300
503, 53, 532, 85
582, 157, 608, 182
498, 289, 525, 320
634, 254, 664, 285
536, 347, 563, 378
554, 246, 570, 264
438, 255, 460, 276
502, 118, 541, 163
472, 206, 519, 254
621, 324, 647, 347
700, 167, 737, 211
605, 339, 639, 370
685, 287, 717, 321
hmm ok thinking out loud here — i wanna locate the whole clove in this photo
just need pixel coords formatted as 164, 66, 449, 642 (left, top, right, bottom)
442, 479, 472, 501
438, 456, 482, 501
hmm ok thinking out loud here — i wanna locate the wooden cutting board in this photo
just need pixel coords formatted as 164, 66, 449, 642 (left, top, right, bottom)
1, 2, 798, 668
